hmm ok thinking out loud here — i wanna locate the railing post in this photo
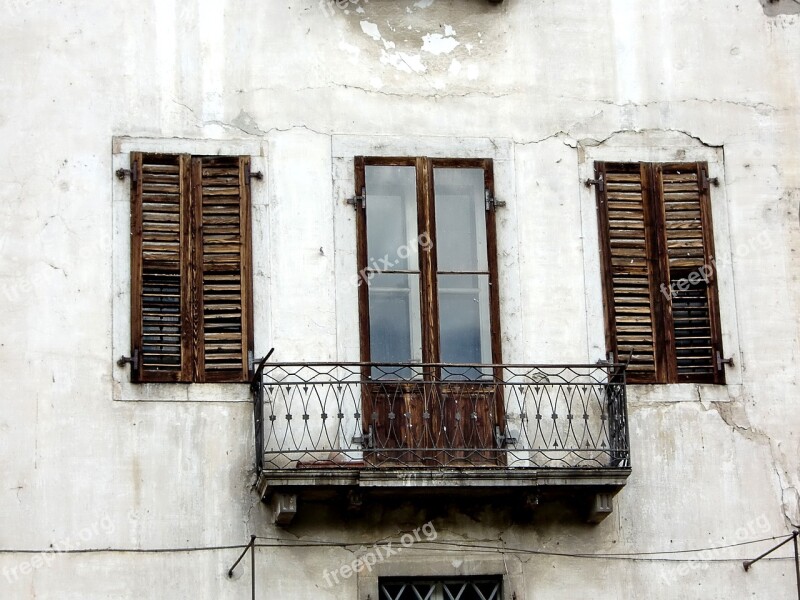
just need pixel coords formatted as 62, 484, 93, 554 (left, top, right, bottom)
253, 383, 264, 474
606, 365, 629, 468
250, 348, 274, 475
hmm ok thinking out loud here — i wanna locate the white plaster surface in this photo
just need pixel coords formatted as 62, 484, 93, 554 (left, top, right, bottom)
0, 0, 799, 598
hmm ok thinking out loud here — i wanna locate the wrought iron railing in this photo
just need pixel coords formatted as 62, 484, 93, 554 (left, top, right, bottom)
251, 361, 630, 472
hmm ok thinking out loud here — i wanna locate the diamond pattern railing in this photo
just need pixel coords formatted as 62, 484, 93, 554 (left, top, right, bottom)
251, 362, 630, 472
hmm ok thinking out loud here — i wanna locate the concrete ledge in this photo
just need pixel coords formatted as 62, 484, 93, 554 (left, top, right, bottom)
256, 467, 631, 501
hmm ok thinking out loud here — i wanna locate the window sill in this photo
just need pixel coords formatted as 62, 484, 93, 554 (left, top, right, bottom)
627, 382, 743, 404
112, 376, 252, 403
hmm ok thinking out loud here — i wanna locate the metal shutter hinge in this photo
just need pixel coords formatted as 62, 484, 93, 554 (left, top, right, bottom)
485, 189, 506, 211
352, 425, 374, 448
716, 351, 734, 371
347, 187, 366, 209
116, 166, 138, 183
495, 425, 517, 447
117, 349, 139, 371
585, 175, 605, 192
701, 170, 719, 191
246, 170, 264, 186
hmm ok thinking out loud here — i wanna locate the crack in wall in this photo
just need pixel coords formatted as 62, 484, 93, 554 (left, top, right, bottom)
701, 400, 800, 529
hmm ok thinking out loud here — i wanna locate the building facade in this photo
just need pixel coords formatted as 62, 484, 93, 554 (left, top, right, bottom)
1, 0, 799, 598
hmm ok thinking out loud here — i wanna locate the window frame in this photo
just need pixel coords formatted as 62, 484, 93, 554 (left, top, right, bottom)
354, 156, 503, 374
595, 160, 725, 385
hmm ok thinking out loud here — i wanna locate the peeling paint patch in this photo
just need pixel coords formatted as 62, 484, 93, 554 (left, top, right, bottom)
421, 32, 459, 55
230, 110, 263, 136
414, 0, 434, 8
360, 20, 382, 41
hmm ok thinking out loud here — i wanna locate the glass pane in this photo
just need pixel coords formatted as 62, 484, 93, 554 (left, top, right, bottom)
438, 275, 492, 374
366, 165, 419, 271
369, 273, 422, 372
433, 168, 487, 272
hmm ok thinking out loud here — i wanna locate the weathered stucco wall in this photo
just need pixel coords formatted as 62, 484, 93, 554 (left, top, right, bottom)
0, 0, 798, 598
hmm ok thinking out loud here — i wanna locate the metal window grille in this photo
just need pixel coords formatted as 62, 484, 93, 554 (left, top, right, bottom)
379, 577, 502, 600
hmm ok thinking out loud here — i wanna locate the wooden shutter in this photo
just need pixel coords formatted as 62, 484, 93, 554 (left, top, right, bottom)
130, 153, 192, 382
596, 161, 724, 384
130, 153, 253, 383
655, 163, 724, 384
595, 162, 665, 383
192, 156, 253, 383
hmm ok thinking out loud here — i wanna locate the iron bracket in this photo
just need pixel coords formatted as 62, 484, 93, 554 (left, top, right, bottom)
117, 349, 139, 371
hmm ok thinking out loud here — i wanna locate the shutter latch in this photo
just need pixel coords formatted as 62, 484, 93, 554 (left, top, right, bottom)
585, 175, 605, 192
347, 187, 366, 209
485, 189, 506, 211
117, 349, 139, 371
716, 351, 734, 371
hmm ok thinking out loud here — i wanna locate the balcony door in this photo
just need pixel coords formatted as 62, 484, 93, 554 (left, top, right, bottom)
354, 157, 504, 466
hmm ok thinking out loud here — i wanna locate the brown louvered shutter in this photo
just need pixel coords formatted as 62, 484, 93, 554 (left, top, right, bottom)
655, 163, 724, 384
191, 156, 253, 383
130, 153, 253, 384
596, 162, 666, 383
130, 153, 192, 382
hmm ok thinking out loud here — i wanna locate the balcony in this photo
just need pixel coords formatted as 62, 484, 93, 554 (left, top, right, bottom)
251, 360, 631, 524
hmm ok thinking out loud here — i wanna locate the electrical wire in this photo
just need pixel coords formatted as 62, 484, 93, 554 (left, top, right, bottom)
1, 533, 796, 564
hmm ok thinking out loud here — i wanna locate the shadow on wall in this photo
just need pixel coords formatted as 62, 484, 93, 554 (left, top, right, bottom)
761, 0, 800, 16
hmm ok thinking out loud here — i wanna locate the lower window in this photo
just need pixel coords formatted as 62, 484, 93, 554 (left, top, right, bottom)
379, 576, 502, 600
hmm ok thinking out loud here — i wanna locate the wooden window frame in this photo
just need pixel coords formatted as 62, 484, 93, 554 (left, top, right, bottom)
354, 156, 503, 373
595, 161, 725, 384
128, 152, 254, 384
